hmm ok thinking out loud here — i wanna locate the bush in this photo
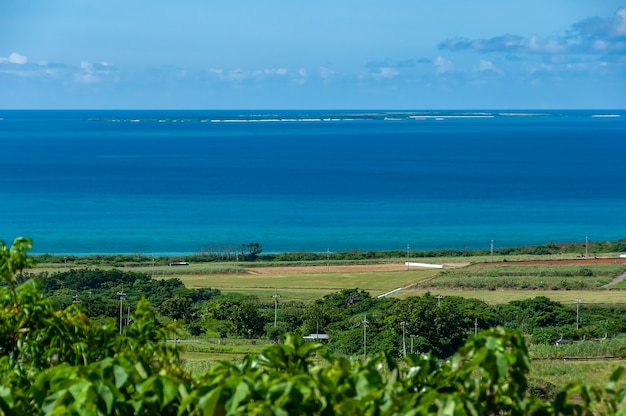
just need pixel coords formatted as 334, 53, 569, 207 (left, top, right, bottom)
3, 238, 626, 414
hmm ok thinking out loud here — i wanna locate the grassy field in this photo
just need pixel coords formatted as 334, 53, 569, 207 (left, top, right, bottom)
163, 269, 436, 301
161, 266, 626, 305
394, 289, 626, 305
176, 337, 626, 398
426, 264, 625, 289
528, 359, 625, 403
26, 255, 626, 305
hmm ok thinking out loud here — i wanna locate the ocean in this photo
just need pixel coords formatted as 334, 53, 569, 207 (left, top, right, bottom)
1, 110, 625, 255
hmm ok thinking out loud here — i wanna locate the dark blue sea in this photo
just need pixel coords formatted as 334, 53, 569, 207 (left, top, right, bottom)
1, 110, 625, 255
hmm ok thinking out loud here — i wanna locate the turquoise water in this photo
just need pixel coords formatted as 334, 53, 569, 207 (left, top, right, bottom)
1, 110, 625, 255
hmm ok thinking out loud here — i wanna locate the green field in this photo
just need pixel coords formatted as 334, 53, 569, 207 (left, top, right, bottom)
394, 289, 626, 305
161, 269, 436, 301
28, 256, 626, 305
176, 338, 626, 397
427, 263, 625, 289
158, 266, 626, 305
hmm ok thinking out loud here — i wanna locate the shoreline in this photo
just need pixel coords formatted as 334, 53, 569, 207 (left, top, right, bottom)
27, 238, 626, 263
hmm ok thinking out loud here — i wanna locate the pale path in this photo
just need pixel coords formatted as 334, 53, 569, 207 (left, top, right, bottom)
246, 262, 469, 275
603, 271, 626, 288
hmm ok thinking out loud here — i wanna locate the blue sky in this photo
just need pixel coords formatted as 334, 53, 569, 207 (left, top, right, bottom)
1, 1, 625, 109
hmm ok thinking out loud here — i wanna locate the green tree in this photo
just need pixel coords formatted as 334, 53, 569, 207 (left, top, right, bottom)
242, 242, 263, 261
497, 296, 573, 334
159, 294, 194, 321
390, 293, 468, 357
206, 297, 265, 338
300, 299, 348, 335
0, 237, 33, 287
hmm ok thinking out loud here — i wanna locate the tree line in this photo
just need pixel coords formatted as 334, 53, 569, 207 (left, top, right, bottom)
31, 237, 626, 266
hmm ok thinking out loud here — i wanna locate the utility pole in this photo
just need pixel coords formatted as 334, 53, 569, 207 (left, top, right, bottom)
64, 256, 67, 270
410, 335, 416, 354
236, 251, 239, 274
116, 290, 126, 334
400, 321, 407, 358
272, 291, 280, 328
436, 294, 444, 307
407, 244, 410, 270
490, 240, 494, 261
327, 248, 330, 272
151, 255, 155, 277
585, 236, 589, 259
474, 318, 478, 336
362, 314, 368, 361
575, 298, 582, 330
72, 289, 81, 304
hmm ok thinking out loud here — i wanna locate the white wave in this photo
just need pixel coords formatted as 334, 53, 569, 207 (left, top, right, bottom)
409, 115, 494, 120
498, 113, 546, 117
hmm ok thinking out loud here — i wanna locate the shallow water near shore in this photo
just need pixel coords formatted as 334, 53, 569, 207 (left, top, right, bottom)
1, 109, 625, 255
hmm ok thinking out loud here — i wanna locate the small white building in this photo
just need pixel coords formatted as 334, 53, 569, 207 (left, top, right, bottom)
303, 333, 329, 342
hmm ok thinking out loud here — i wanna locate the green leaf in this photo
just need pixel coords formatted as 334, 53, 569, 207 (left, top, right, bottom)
135, 361, 149, 379
485, 336, 499, 350
198, 387, 222, 416
96, 383, 114, 414
496, 354, 509, 379
161, 377, 179, 407
113, 365, 128, 389
227, 382, 249, 413
0, 386, 15, 412
610, 367, 625, 384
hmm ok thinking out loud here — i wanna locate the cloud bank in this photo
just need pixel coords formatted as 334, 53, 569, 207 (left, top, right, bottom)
439, 7, 626, 59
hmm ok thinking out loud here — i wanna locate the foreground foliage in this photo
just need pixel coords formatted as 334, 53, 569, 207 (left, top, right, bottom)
2, 238, 626, 414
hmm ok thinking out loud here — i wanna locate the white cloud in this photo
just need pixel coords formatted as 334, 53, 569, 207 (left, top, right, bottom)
479, 59, 503, 75
0, 54, 64, 78
615, 8, 626, 35
252, 68, 288, 77
434, 55, 453, 74
75, 61, 117, 84
227, 68, 247, 81
291, 67, 307, 85
319, 66, 337, 79
9, 52, 27, 64
380, 67, 398, 78
441, 8, 626, 59
0, 52, 28, 64
208, 68, 223, 77
207, 66, 309, 86
369, 67, 399, 80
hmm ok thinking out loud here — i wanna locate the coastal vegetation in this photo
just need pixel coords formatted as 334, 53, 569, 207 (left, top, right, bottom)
30, 238, 626, 267
3, 237, 626, 413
